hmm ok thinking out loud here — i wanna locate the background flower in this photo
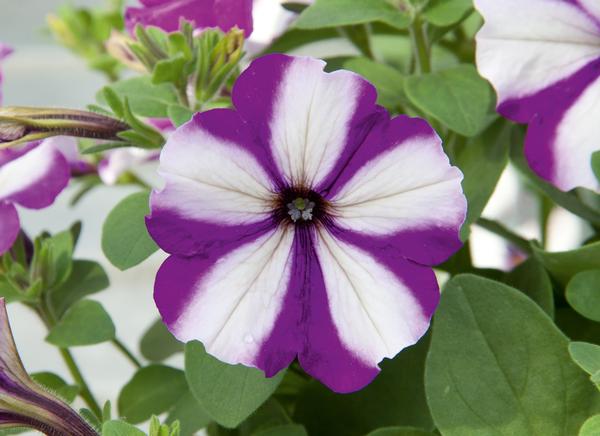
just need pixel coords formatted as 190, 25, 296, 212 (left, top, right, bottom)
0, 44, 12, 105
475, 0, 600, 191
147, 54, 466, 393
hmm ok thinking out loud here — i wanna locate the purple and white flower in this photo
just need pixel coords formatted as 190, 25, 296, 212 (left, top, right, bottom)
475, 0, 600, 191
146, 54, 466, 392
0, 298, 97, 435
125, 0, 254, 35
0, 140, 70, 254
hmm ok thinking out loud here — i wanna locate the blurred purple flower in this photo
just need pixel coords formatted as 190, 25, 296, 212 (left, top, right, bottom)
0, 298, 98, 435
0, 140, 70, 254
475, 0, 600, 191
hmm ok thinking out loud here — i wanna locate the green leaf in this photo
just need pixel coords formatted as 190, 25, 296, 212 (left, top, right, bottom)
426, 274, 600, 436
35, 229, 74, 289
165, 390, 211, 436
46, 299, 116, 347
294, 336, 433, 436
592, 151, 600, 184
455, 119, 510, 239
31, 372, 79, 403
102, 191, 158, 270
504, 257, 554, 317
295, 0, 411, 30
566, 270, 600, 322
153, 55, 188, 85
423, 0, 473, 27
98, 77, 179, 118
533, 241, 600, 286
580, 414, 600, 436
366, 428, 434, 436
569, 342, 600, 377
102, 420, 146, 436
238, 398, 292, 435
140, 319, 184, 362
185, 341, 285, 428
167, 105, 194, 127
253, 425, 308, 436
49, 260, 109, 318
0, 278, 28, 303
263, 28, 338, 54
342, 57, 405, 110
405, 64, 495, 137
118, 365, 188, 424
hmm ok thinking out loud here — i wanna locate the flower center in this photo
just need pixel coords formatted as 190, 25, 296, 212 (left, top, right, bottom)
275, 187, 328, 226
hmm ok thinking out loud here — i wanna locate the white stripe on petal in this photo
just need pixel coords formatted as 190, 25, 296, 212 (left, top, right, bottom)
173, 226, 295, 366
156, 121, 275, 225
579, 0, 600, 20
0, 141, 57, 201
315, 229, 429, 366
270, 56, 364, 187
331, 134, 464, 236
475, 0, 600, 103
554, 75, 600, 191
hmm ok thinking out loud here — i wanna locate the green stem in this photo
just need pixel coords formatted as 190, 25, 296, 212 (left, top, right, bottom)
111, 338, 142, 368
59, 348, 103, 418
476, 218, 533, 255
35, 305, 102, 418
410, 16, 431, 74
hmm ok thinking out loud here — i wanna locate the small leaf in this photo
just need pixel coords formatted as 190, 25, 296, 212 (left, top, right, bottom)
118, 365, 188, 425
185, 341, 285, 428
504, 257, 554, 317
295, 0, 411, 30
566, 270, 600, 322
426, 275, 600, 435
102, 191, 158, 270
592, 151, 600, 183
102, 420, 146, 436
46, 299, 116, 347
31, 372, 79, 403
405, 65, 495, 137
569, 342, 600, 377
167, 105, 194, 127
580, 415, 600, 436
49, 260, 109, 318
423, 0, 473, 27
97, 77, 179, 118
342, 57, 405, 110
140, 319, 183, 362
165, 390, 211, 436
533, 241, 600, 286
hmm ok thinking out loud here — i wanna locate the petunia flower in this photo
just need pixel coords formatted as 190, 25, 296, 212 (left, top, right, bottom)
125, 0, 254, 35
475, 0, 600, 191
146, 54, 467, 392
0, 298, 98, 435
0, 44, 12, 106
0, 140, 70, 254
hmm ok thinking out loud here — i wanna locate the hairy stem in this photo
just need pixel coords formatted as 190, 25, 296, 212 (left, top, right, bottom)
111, 338, 142, 368
476, 218, 533, 255
410, 16, 431, 74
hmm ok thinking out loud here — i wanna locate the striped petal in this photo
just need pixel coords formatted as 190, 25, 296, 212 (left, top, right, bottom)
0, 203, 18, 255
146, 109, 280, 257
328, 116, 466, 266
232, 54, 382, 188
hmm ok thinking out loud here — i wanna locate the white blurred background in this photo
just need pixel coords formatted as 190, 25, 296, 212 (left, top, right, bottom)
0, 0, 591, 430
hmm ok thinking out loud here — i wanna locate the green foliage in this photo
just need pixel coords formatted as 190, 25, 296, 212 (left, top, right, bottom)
426, 275, 600, 435
185, 341, 285, 428
140, 319, 184, 362
569, 342, 600, 386
566, 270, 600, 322
295, 335, 433, 436
366, 428, 434, 436
46, 299, 115, 347
102, 191, 159, 270
118, 365, 189, 424
165, 391, 211, 436
422, 0, 473, 27
592, 151, 600, 183
580, 415, 600, 436
454, 119, 511, 239
295, 0, 411, 30
504, 257, 555, 317
102, 420, 147, 436
405, 64, 495, 137
31, 372, 79, 403
533, 241, 600, 286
